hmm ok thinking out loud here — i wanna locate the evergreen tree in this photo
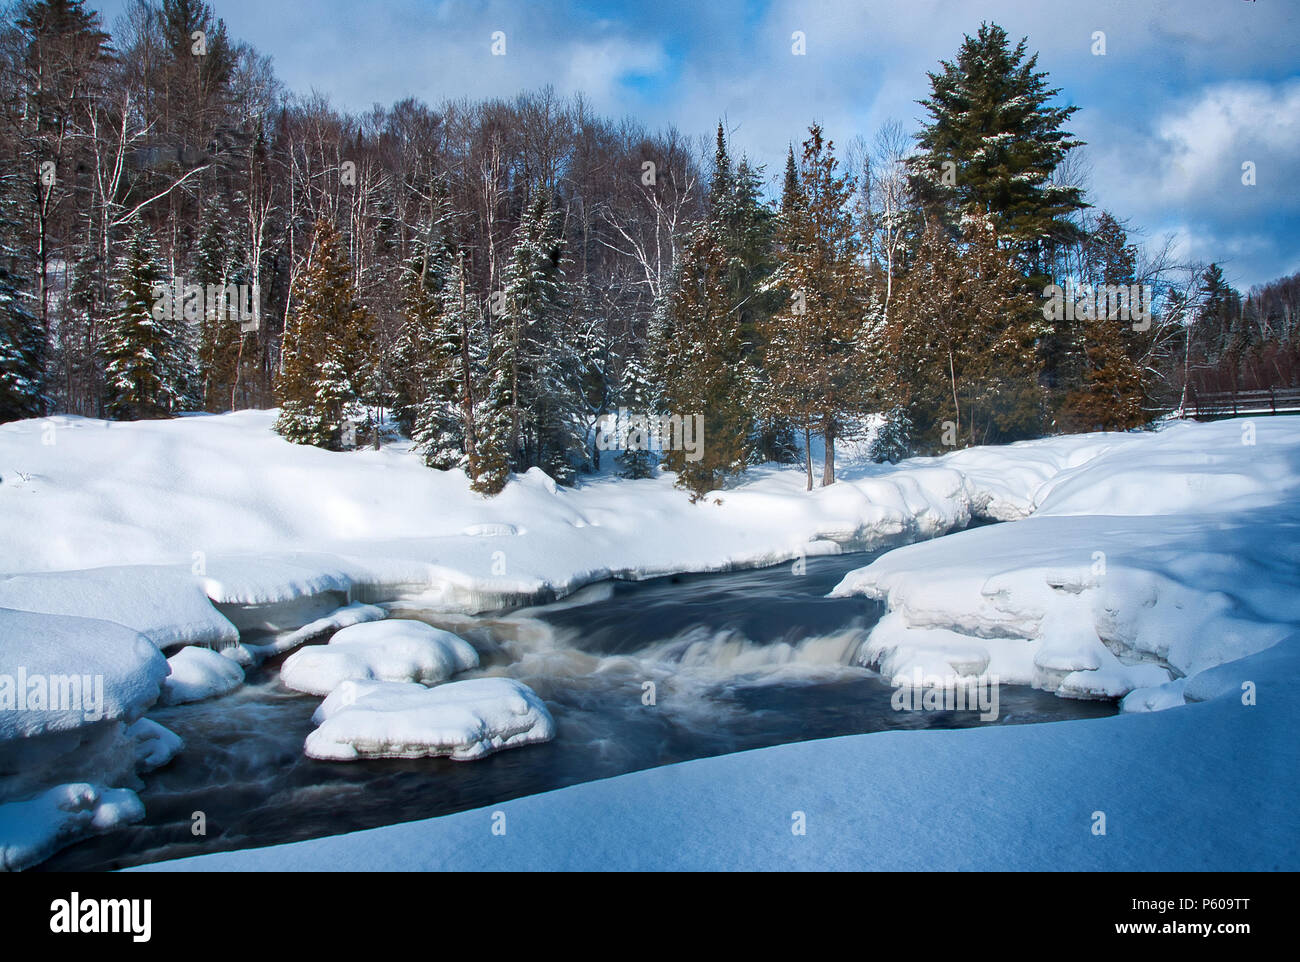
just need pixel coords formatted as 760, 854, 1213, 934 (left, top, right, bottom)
711, 133, 789, 464
103, 223, 191, 420
0, 170, 42, 423
1057, 212, 1147, 431
659, 222, 754, 497
276, 219, 375, 449
761, 124, 876, 488
614, 346, 656, 479
474, 361, 513, 495
910, 22, 1086, 271
1195, 263, 1244, 363
492, 189, 579, 482
868, 406, 913, 464
400, 237, 469, 470
194, 200, 242, 412
892, 216, 1046, 449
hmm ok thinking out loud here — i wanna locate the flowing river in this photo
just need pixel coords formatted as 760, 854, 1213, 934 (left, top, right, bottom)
40, 550, 1116, 871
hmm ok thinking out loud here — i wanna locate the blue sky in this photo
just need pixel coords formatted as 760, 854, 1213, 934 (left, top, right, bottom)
93, 0, 1300, 288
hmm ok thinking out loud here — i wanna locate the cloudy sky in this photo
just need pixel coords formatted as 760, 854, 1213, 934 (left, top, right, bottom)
95, 0, 1299, 288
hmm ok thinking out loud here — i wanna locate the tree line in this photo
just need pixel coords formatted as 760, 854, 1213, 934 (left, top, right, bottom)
2, 5, 1297, 497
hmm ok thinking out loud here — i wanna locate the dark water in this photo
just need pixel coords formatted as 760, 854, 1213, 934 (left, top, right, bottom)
41, 552, 1116, 871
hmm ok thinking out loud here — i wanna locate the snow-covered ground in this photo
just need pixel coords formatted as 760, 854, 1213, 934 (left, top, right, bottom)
2, 410, 1297, 870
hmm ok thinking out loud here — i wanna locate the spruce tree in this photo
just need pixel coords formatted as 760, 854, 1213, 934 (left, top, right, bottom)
1057, 212, 1147, 431
761, 124, 875, 488
868, 406, 913, 464
708, 130, 788, 464
194, 201, 242, 412
492, 190, 578, 481
276, 219, 375, 449
103, 224, 192, 420
659, 222, 754, 497
400, 238, 471, 471
911, 22, 1085, 270
614, 346, 656, 479
0, 171, 42, 423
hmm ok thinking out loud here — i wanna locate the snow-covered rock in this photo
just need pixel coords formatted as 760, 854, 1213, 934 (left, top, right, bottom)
126, 718, 184, 771
304, 677, 555, 761
279, 620, 479, 696
0, 608, 168, 742
0, 783, 144, 872
160, 646, 245, 706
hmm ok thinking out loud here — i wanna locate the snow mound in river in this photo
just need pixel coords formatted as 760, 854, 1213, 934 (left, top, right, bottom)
280, 620, 479, 696
305, 677, 555, 761
160, 646, 245, 705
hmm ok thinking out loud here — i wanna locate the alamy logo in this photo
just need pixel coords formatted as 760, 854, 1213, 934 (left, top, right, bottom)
0, 669, 104, 722
50, 893, 151, 942
890, 669, 1000, 722
595, 409, 705, 462
1042, 280, 1152, 331
152, 278, 260, 332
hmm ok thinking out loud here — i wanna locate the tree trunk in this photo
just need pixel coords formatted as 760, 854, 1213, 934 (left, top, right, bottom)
821, 417, 836, 486
803, 423, 813, 491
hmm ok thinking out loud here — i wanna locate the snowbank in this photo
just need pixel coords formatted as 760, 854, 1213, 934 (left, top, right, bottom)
136, 638, 1299, 871
305, 677, 555, 761
830, 418, 1300, 700
0, 782, 144, 873
0, 608, 168, 742
279, 620, 479, 696
0, 567, 238, 651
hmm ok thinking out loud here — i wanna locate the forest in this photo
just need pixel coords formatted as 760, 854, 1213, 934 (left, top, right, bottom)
2, 0, 1298, 497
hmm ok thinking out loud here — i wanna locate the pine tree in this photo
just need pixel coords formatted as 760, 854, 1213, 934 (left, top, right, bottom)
474, 361, 513, 495
492, 190, 579, 481
708, 129, 788, 464
868, 406, 912, 464
761, 124, 875, 488
614, 346, 656, 479
400, 236, 471, 471
0, 170, 42, 423
910, 22, 1085, 271
659, 222, 754, 497
194, 200, 243, 412
1196, 263, 1244, 363
1057, 212, 1147, 431
276, 219, 375, 449
892, 215, 1046, 449
103, 223, 191, 420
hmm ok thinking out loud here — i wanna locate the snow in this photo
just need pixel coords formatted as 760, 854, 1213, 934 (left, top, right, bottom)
0, 608, 168, 741
0, 567, 238, 651
2, 409, 1298, 870
830, 419, 1300, 700
159, 646, 245, 705
240, 601, 387, 662
134, 637, 1299, 871
0, 410, 1010, 629
279, 620, 479, 696
126, 718, 184, 771
0, 783, 144, 873
304, 677, 555, 761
